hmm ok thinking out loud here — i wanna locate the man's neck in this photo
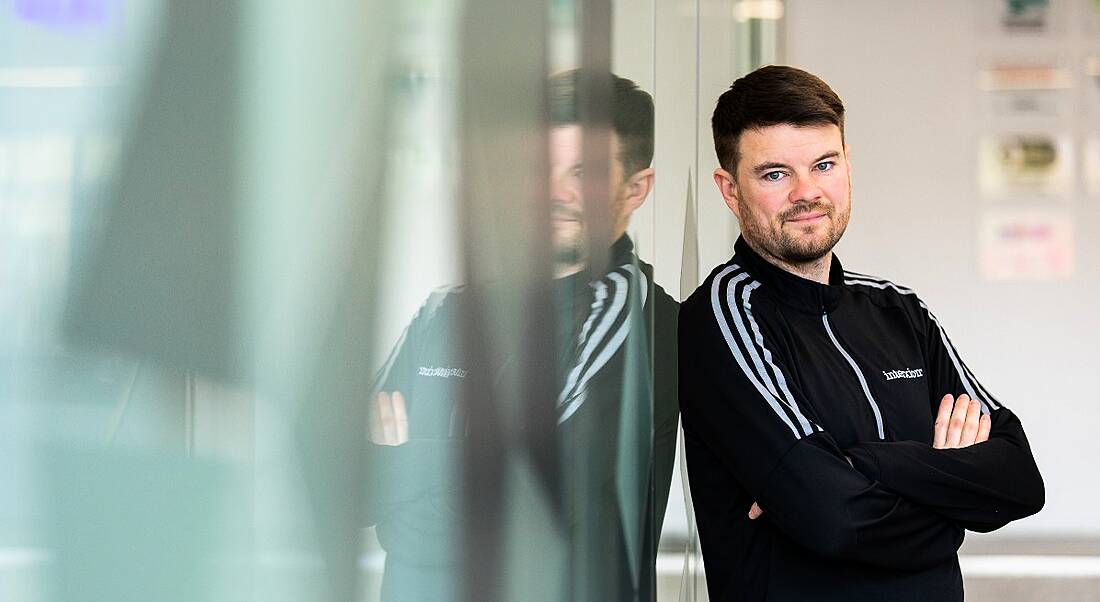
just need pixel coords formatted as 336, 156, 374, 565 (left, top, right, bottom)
554, 263, 585, 279
752, 242, 833, 285
553, 231, 632, 280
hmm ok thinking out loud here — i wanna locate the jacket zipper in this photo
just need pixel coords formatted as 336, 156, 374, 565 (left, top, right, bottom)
821, 312, 886, 440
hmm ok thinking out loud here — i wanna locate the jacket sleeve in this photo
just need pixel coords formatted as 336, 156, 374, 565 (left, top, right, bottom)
679, 293, 963, 571
845, 298, 1044, 532
365, 439, 462, 527
364, 292, 463, 527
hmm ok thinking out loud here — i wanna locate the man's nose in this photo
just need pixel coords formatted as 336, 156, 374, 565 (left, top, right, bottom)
551, 173, 582, 205
787, 173, 823, 204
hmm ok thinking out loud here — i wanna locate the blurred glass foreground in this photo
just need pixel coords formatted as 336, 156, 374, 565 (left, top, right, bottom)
0, 0, 762, 600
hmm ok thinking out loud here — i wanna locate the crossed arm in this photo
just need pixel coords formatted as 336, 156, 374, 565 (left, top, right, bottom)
833, 296, 1047, 532
844, 400, 1044, 532
746, 393, 992, 520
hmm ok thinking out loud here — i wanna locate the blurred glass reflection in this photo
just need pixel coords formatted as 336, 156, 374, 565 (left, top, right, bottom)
0, 0, 735, 600
364, 67, 677, 600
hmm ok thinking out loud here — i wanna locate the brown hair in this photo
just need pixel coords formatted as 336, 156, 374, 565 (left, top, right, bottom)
712, 65, 845, 173
550, 69, 654, 178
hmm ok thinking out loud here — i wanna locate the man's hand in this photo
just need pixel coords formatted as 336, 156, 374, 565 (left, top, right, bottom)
368, 391, 409, 446
934, 393, 991, 449
748, 501, 764, 520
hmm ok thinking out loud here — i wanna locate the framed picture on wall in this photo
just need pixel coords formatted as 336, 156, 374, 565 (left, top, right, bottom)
975, 0, 1066, 35
978, 132, 1074, 197
979, 209, 1074, 281
978, 58, 1072, 116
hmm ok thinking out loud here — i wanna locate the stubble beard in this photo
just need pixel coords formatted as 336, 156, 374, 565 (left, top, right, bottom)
550, 188, 626, 274
743, 201, 850, 265
554, 232, 585, 267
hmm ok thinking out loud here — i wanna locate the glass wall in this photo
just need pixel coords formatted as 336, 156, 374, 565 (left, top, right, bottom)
0, 1, 773, 601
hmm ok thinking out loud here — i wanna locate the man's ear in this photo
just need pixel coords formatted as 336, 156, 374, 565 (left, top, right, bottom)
844, 143, 852, 172
713, 167, 741, 219
621, 167, 655, 216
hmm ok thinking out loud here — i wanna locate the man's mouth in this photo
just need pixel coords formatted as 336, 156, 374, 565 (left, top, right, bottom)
785, 212, 827, 224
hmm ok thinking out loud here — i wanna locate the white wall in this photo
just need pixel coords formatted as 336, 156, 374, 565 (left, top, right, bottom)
786, 0, 1100, 536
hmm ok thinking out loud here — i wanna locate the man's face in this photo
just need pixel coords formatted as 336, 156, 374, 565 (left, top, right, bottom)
548, 124, 630, 271
725, 123, 851, 265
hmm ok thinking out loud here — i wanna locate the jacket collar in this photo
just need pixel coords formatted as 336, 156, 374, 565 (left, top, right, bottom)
555, 234, 640, 290
586, 234, 639, 281
733, 235, 845, 314
608, 233, 636, 270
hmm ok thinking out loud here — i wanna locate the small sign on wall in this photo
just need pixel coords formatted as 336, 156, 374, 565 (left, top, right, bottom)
979, 209, 1074, 280
999, 0, 1052, 31
975, 0, 1064, 34
977, 59, 1072, 116
977, 132, 1073, 197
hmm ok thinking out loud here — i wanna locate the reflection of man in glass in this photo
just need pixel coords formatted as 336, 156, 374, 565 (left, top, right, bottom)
366, 71, 678, 601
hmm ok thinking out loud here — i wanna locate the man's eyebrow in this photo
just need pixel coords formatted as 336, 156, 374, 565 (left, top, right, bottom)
812, 151, 841, 164
750, 151, 841, 174
750, 161, 789, 174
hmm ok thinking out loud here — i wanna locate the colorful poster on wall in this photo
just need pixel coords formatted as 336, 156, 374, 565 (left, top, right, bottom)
976, 0, 1062, 34
977, 59, 1071, 116
979, 209, 1074, 280
978, 132, 1073, 197
1001, 0, 1051, 30
1085, 137, 1100, 197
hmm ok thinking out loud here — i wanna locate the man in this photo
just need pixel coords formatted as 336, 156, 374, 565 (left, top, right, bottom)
679, 65, 1044, 601
366, 70, 679, 601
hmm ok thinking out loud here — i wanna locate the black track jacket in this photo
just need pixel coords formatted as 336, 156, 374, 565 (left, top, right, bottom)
366, 235, 679, 601
679, 237, 1044, 601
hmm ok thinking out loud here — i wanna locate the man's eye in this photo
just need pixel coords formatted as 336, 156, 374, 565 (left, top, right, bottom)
763, 171, 784, 182
815, 161, 835, 171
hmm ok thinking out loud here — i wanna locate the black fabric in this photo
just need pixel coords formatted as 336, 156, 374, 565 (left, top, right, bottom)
364, 235, 679, 601
679, 237, 1044, 601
